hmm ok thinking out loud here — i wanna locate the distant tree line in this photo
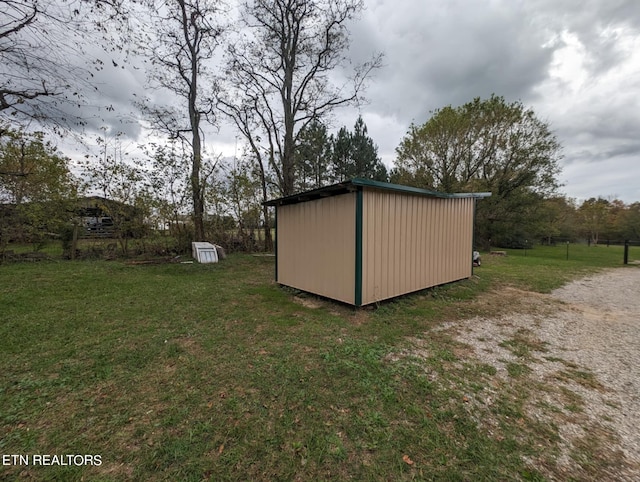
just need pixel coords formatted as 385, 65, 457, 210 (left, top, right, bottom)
1, 1, 638, 256
2, 111, 639, 258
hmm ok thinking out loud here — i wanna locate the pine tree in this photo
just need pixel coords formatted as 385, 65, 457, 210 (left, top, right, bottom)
330, 116, 388, 182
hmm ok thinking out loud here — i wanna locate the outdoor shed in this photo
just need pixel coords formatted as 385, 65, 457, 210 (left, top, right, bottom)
264, 178, 490, 306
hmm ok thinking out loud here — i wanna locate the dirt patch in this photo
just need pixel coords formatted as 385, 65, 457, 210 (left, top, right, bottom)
292, 294, 364, 320
440, 267, 640, 479
293, 296, 324, 309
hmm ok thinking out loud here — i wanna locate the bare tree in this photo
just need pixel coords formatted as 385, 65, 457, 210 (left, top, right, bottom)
219, 0, 382, 197
80, 131, 148, 256
144, 141, 192, 236
137, 0, 225, 241
0, 0, 127, 128
1, 1, 48, 114
217, 97, 276, 250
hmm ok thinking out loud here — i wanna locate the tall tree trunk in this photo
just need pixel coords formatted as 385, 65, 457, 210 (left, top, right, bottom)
190, 127, 205, 241
184, 0, 205, 242
262, 205, 273, 252
258, 151, 273, 251
281, 41, 296, 196
281, 98, 296, 195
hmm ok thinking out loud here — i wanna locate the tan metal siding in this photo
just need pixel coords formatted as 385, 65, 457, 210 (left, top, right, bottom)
277, 192, 356, 304
361, 190, 474, 305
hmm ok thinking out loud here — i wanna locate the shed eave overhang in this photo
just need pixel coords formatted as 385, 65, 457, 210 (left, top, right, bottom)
263, 178, 491, 207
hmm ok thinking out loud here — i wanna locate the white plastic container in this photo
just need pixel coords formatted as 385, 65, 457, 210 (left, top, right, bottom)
191, 242, 219, 263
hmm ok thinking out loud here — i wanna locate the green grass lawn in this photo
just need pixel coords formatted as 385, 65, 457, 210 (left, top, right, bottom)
483, 243, 632, 292
0, 246, 633, 481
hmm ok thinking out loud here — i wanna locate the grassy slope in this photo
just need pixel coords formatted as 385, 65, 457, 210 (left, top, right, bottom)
0, 245, 632, 481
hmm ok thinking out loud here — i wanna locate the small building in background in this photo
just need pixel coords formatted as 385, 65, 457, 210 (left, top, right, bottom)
264, 178, 490, 306
78, 196, 139, 238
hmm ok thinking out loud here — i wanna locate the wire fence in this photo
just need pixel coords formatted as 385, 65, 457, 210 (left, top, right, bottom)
490, 239, 640, 266
538, 237, 640, 248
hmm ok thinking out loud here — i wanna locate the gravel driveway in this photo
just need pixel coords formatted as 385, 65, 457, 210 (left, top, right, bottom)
446, 267, 640, 480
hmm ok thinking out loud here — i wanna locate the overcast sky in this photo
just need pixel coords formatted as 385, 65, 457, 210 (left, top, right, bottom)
60, 0, 640, 203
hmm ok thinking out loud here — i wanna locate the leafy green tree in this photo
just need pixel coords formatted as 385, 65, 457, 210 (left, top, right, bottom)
617, 203, 640, 240
604, 199, 628, 242
330, 116, 388, 182
535, 196, 578, 244
578, 198, 611, 245
0, 128, 78, 249
393, 95, 562, 248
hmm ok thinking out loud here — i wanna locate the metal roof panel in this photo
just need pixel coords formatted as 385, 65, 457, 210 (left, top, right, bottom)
263, 178, 491, 206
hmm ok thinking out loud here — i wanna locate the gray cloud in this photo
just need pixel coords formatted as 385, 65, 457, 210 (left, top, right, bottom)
336, 0, 640, 202
346, 0, 559, 125
6, 0, 639, 202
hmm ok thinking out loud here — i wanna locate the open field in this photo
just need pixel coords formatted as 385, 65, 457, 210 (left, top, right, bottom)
0, 245, 637, 480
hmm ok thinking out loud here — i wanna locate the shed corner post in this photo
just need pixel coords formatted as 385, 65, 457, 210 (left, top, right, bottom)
471, 197, 477, 276
355, 187, 364, 306
274, 206, 278, 282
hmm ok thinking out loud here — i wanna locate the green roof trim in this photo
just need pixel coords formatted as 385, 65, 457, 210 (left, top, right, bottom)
263, 178, 491, 207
